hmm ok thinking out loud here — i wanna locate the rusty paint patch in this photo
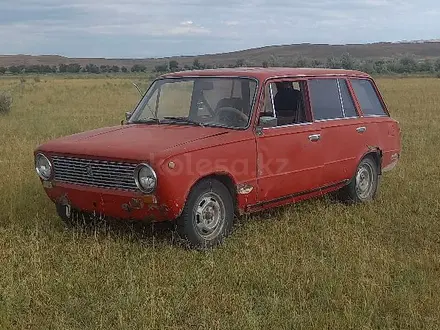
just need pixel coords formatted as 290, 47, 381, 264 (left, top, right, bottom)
142, 216, 156, 223
129, 198, 144, 210
43, 181, 54, 189
159, 204, 169, 213
391, 153, 399, 161
58, 194, 70, 206
237, 184, 254, 195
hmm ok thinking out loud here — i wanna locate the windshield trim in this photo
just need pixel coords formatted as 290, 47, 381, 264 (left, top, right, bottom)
128, 75, 260, 131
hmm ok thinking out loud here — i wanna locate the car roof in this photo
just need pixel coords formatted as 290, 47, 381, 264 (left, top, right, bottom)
161, 67, 371, 81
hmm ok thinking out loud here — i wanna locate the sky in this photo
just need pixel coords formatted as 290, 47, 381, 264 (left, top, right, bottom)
0, 0, 439, 58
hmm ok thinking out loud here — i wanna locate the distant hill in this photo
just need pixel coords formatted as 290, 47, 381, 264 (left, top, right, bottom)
2, 41, 440, 69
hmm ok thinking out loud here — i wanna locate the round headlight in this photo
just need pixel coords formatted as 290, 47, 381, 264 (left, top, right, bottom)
35, 153, 53, 181
134, 163, 157, 193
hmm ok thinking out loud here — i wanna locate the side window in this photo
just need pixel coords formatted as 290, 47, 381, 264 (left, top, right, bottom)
350, 79, 387, 116
309, 79, 343, 120
271, 80, 309, 125
339, 79, 358, 118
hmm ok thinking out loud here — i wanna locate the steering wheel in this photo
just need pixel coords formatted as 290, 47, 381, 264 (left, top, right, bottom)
214, 107, 248, 126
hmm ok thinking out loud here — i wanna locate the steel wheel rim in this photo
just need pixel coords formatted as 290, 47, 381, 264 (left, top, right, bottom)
356, 162, 374, 200
193, 192, 226, 240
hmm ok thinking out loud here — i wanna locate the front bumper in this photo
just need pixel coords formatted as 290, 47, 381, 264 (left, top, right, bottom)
42, 181, 171, 222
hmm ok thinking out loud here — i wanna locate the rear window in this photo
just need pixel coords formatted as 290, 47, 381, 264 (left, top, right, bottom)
350, 79, 387, 116
309, 79, 343, 120
339, 80, 357, 118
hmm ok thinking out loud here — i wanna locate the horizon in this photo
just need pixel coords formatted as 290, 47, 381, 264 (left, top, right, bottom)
1, 0, 439, 58
2, 39, 440, 60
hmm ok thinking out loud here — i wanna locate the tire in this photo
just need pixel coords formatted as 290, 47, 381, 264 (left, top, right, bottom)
177, 179, 234, 249
338, 156, 379, 204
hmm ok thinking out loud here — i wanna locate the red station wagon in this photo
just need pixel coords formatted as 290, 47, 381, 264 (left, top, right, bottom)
34, 68, 401, 248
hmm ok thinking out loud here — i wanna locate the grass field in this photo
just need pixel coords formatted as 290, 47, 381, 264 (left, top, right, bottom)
0, 76, 439, 329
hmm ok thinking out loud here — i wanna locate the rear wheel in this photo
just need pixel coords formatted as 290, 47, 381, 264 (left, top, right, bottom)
339, 156, 379, 203
177, 179, 234, 249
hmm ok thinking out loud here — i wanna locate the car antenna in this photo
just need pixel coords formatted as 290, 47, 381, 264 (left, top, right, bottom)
132, 82, 143, 96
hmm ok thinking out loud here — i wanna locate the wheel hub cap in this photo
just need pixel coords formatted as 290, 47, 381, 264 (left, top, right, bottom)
356, 163, 374, 199
194, 192, 225, 239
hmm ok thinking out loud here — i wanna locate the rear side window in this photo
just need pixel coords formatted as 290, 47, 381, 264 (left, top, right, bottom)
339, 80, 357, 118
350, 79, 387, 116
309, 79, 343, 120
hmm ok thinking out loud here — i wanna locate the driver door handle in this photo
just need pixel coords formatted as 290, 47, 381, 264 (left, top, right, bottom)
356, 126, 367, 133
308, 134, 321, 142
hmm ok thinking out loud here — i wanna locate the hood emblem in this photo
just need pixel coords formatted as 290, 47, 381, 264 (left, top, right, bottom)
86, 164, 93, 177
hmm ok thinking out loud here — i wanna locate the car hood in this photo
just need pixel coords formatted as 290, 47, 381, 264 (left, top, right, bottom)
38, 124, 230, 161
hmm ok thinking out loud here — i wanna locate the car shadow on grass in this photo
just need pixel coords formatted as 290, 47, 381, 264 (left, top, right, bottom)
62, 211, 183, 247
60, 193, 345, 249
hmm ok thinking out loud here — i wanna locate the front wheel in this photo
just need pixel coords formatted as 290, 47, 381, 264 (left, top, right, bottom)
338, 156, 379, 203
177, 179, 234, 249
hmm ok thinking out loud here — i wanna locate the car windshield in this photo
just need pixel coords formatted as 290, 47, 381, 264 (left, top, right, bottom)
129, 77, 258, 129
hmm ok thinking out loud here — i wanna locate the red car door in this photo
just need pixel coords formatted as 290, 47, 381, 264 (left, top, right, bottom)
349, 78, 399, 170
308, 78, 364, 185
255, 79, 324, 204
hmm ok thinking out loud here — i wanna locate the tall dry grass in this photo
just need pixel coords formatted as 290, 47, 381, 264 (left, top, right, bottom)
0, 76, 439, 329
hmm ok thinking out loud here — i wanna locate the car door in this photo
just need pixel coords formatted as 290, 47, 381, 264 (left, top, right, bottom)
308, 78, 363, 185
255, 79, 324, 204
349, 78, 398, 169
349, 78, 390, 147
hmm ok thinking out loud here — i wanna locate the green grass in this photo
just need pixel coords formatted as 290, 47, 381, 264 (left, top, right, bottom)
0, 76, 439, 329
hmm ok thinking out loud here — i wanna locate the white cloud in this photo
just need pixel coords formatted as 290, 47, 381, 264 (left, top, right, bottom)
223, 21, 239, 26
169, 21, 210, 36
0, 0, 439, 57
181, 20, 194, 26
169, 26, 210, 36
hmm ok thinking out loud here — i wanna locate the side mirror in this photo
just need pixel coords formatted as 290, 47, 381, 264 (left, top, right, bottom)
259, 116, 277, 128
125, 111, 132, 121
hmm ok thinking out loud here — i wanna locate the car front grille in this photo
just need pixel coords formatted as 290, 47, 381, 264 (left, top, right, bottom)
52, 155, 138, 191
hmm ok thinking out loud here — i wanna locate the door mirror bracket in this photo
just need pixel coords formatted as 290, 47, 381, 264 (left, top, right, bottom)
258, 116, 277, 128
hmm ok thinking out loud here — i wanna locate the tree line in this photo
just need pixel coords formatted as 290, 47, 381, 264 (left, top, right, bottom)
1, 53, 440, 75
0, 63, 144, 74
273, 53, 440, 75
153, 55, 440, 75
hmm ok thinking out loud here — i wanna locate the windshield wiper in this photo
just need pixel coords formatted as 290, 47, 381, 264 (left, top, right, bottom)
162, 116, 205, 127
133, 117, 160, 124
